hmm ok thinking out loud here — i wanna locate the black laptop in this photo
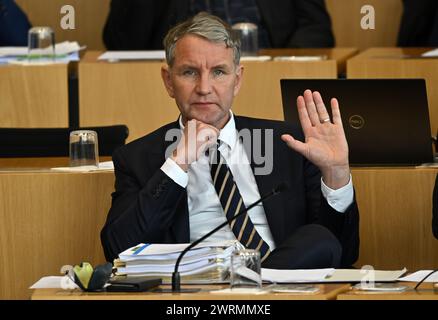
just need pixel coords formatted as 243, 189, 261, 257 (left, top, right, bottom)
280, 79, 434, 166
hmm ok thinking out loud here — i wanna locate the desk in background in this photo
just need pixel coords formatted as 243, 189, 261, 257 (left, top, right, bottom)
78, 50, 352, 142
0, 156, 112, 169
0, 64, 70, 128
31, 284, 350, 300
347, 48, 438, 135
260, 48, 358, 76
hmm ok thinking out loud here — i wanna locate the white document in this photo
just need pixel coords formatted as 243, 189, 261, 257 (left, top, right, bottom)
261, 268, 335, 283
324, 268, 407, 282
210, 288, 269, 294
98, 51, 166, 61
398, 270, 438, 283
240, 55, 271, 62
30, 276, 78, 289
0, 47, 27, 57
0, 41, 82, 57
422, 48, 438, 57
261, 268, 407, 283
51, 161, 114, 172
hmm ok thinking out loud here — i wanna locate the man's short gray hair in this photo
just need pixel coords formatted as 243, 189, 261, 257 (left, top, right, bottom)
163, 12, 241, 67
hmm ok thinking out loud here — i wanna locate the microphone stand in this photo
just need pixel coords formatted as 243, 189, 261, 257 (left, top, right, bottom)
171, 182, 287, 292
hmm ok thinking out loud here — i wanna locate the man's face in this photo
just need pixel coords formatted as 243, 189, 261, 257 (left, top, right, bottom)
162, 35, 243, 129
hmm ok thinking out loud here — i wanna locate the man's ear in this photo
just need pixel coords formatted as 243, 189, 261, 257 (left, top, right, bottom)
161, 66, 175, 98
233, 64, 244, 97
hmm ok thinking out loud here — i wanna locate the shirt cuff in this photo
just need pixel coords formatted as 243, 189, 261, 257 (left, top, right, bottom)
321, 174, 354, 213
160, 157, 188, 188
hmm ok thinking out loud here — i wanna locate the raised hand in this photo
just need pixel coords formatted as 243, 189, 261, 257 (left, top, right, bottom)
281, 89, 350, 189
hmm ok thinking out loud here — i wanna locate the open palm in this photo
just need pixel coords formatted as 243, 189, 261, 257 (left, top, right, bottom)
282, 90, 350, 188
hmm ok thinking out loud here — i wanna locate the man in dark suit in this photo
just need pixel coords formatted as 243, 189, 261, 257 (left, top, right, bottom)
103, 0, 334, 50
398, 0, 438, 47
101, 13, 359, 269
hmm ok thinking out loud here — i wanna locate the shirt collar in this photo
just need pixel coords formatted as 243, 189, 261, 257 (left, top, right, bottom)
178, 111, 238, 151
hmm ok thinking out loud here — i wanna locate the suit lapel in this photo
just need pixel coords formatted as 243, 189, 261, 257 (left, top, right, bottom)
235, 116, 286, 245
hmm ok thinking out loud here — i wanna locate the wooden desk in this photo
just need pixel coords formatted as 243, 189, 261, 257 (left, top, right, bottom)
79, 50, 341, 142
3, 166, 438, 300
347, 48, 438, 135
31, 284, 350, 300
0, 169, 114, 300
351, 167, 438, 271
0, 156, 112, 169
260, 48, 359, 75
338, 282, 438, 300
0, 64, 69, 127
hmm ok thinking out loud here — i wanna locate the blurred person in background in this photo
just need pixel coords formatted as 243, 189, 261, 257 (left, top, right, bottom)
398, 0, 438, 47
103, 0, 334, 50
0, 0, 31, 46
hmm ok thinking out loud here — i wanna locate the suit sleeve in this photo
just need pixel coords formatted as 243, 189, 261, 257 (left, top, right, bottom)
287, 0, 335, 47
303, 158, 360, 267
100, 147, 186, 262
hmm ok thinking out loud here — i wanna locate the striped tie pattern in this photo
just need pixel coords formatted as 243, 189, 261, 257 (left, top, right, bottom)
210, 147, 270, 262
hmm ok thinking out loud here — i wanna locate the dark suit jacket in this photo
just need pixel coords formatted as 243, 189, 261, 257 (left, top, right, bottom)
103, 0, 334, 50
398, 0, 438, 47
101, 116, 359, 266
0, 0, 31, 46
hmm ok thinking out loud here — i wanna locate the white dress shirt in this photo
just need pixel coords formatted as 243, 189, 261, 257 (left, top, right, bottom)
161, 112, 354, 250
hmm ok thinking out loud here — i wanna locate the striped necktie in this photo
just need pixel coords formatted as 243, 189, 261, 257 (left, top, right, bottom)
210, 146, 271, 262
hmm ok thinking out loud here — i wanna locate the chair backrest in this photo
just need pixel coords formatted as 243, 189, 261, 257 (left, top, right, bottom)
0, 125, 129, 157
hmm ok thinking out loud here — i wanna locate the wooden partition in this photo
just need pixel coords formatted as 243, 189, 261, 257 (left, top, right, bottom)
15, 0, 402, 51
352, 167, 438, 271
0, 169, 114, 300
15, 0, 110, 50
326, 0, 403, 50
0, 64, 69, 127
79, 50, 341, 142
347, 48, 438, 135
78, 52, 179, 142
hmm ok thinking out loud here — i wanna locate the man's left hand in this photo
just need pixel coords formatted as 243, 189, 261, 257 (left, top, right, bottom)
281, 89, 350, 190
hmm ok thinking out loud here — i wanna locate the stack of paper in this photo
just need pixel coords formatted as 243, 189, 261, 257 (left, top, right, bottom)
0, 41, 83, 65
114, 240, 243, 284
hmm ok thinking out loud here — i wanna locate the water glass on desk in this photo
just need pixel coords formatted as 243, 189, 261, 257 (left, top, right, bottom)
69, 130, 99, 168
27, 26, 56, 64
230, 249, 262, 289
232, 23, 258, 57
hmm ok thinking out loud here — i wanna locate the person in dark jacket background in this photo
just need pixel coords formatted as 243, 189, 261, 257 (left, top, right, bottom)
398, 0, 438, 47
0, 0, 31, 46
103, 0, 335, 50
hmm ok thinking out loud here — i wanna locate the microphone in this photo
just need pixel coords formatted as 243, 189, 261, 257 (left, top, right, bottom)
171, 182, 289, 292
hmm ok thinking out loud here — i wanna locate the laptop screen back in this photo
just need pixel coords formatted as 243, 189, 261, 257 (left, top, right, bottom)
280, 79, 433, 166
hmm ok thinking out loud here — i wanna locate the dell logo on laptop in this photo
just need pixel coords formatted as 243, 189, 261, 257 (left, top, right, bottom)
349, 115, 365, 129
